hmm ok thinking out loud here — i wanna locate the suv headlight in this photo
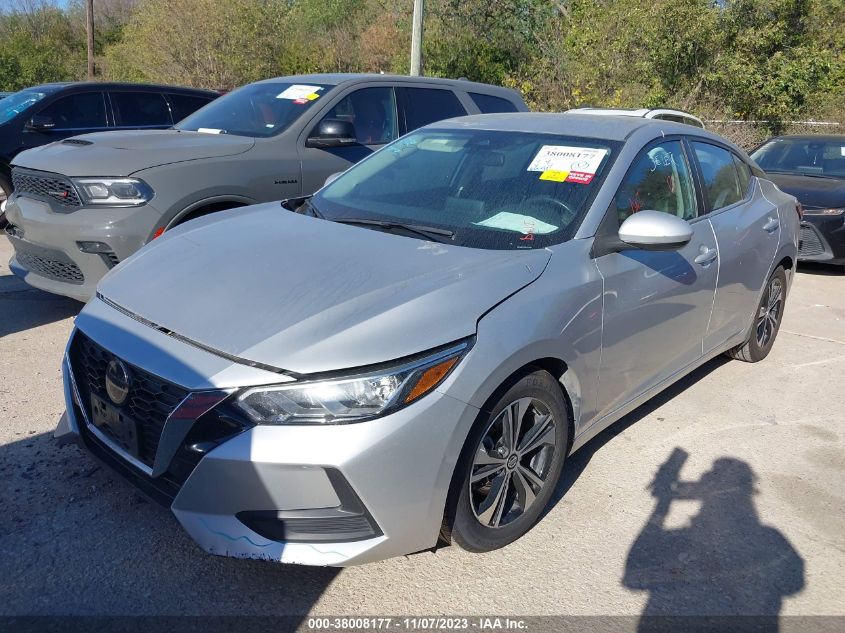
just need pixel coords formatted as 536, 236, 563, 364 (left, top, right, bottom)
234, 341, 471, 425
71, 177, 154, 207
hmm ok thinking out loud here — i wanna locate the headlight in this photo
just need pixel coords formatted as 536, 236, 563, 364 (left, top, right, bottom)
71, 177, 154, 207
802, 207, 844, 216
234, 341, 471, 425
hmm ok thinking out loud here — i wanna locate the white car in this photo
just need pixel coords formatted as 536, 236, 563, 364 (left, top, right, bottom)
567, 107, 705, 129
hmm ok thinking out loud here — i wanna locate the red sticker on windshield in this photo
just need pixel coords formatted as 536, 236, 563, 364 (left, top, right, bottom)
565, 171, 594, 185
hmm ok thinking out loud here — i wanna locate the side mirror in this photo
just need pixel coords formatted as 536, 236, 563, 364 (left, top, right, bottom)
306, 119, 357, 148
25, 114, 55, 131
618, 210, 693, 251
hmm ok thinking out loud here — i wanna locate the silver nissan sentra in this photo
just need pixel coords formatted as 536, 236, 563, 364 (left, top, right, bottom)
57, 113, 799, 566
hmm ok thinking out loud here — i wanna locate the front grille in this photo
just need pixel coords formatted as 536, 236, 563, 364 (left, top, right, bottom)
799, 224, 827, 257
12, 168, 81, 208
69, 331, 189, 468
16, 250, 84, 284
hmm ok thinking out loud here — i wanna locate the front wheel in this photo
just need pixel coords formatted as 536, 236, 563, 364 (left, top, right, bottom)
442, 369, 569, 553
726, 266, 787, 363
0, 172, 11, 230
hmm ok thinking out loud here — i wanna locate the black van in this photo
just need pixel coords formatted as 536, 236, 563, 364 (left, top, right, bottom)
0, 82, 219, 208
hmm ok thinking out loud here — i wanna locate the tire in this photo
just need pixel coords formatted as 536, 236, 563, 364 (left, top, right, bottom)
726, 266, 787, 363
442, 369, 569, 553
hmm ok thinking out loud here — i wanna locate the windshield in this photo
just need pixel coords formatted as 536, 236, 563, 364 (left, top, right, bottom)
313, 129, 617, 250
751, 137, 845, 179
175, 82, 333, 137
0, 90, 48, 125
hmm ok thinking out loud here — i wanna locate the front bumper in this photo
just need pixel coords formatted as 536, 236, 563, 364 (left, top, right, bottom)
4, 194, 165, 301
58, 298, 479, 566
798, 215, 845, 265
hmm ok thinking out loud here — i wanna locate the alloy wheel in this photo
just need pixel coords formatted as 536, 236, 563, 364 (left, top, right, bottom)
469, 397, 558, 528
756, 276, 783, 348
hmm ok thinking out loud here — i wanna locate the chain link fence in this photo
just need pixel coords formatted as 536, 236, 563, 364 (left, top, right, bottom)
705, 120, 842, 151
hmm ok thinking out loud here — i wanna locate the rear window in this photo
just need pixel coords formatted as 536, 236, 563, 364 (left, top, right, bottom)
111, 91, 171, 127
167, 93, 215, 122
469, 92, 519, 114
399, 87, 466, 132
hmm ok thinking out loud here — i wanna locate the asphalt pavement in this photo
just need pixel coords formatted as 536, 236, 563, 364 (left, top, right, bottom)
0, 237, 843, 623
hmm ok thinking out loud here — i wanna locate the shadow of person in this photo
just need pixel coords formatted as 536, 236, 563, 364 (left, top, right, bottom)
623, 449, 804, 633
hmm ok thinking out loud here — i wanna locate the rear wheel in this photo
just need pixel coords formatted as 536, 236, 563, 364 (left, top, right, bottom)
726, 266, 787, 362
442, 369, 569, 552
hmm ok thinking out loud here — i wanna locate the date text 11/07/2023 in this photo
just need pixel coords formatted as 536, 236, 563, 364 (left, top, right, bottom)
305, 617, 528, 631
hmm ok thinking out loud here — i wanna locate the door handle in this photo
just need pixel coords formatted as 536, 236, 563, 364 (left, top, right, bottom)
763, 217, 779, 233
694, 245, 718, 266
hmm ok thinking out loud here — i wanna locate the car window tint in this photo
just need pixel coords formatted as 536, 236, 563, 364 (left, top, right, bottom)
38, 92, 107, 129
732, 154, 752, 196
615, 140, 697, 222
468, 92, 519, 114
167, 94, 214, 122
319, 87, 397, 145
111, 91, 171, 127
693, 142, 744, 211
400, 87, 466, 131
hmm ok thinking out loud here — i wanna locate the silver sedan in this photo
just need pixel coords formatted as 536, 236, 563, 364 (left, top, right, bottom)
57, 113, 799, 565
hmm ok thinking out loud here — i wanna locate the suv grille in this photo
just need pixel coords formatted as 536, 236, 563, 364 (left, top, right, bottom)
69, 331, 189, 468
16, 251, 84, 284
799, 224, 827, 258
12, 168, 81, 208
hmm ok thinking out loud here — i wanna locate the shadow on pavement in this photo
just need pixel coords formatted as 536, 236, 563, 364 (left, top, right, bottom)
0, 430, 337, 617
624, 448, 804, 632
0, 274, 80, 338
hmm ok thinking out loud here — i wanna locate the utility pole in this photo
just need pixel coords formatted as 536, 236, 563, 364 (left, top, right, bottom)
410, 0, 424, 76
86, 0, 95, 80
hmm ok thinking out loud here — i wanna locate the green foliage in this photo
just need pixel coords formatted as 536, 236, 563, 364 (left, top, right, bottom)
0, 0, 841, 132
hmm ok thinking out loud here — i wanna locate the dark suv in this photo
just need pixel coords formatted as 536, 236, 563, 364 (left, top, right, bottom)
0, 82, 219, 208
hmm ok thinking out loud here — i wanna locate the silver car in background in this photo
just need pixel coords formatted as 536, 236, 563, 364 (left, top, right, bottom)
57, 113, 799, 566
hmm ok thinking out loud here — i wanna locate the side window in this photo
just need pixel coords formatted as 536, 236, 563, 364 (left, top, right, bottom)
167, 94, 214, 122
319, 87, 397, 145
615, 140, 697, 223
692, 142, 743, 211
399, 87, 466, 132
468, 92, 519, 114
37, 92, 107, 129
732, 154, 752, 197
111, 92, 171, 127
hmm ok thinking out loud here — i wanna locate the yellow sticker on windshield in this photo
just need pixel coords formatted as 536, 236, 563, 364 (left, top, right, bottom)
306, 93, 320, 100
539, 170, 569, 182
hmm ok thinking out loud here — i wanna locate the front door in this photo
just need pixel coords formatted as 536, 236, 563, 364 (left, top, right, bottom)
298, 86, 398, 195
22, 91, 109, 151
594, 139, 719, 417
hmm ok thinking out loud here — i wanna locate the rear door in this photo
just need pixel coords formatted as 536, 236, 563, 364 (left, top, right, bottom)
396, 86, 467, 135
594, 138, 719, 416
691, 141, 780, 352
109, 91, 173, 130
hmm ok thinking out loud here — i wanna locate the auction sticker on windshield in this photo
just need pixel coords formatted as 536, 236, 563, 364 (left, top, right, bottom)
528, 145, 608, 184
277, 85, 324, 101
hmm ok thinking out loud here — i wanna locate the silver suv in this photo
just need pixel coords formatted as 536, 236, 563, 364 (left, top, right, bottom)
4, 74, 526, 301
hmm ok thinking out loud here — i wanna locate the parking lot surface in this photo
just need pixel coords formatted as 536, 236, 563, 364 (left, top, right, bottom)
1, 237, 843, 620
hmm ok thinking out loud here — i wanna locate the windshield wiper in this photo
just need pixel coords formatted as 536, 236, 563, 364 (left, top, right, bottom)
765, 169, 838, 180
333, 218, 455, 242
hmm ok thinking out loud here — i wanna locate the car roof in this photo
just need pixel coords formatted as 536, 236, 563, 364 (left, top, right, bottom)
23, 82, 218, 95
428, 112, 722, 143
762, 134, 845, 143
252, 73, 520, 95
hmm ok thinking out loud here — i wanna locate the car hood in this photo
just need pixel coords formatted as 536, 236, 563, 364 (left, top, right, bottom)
96, 204, 551, 375
11, 129, 255, 177
766, 173, 845, 209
